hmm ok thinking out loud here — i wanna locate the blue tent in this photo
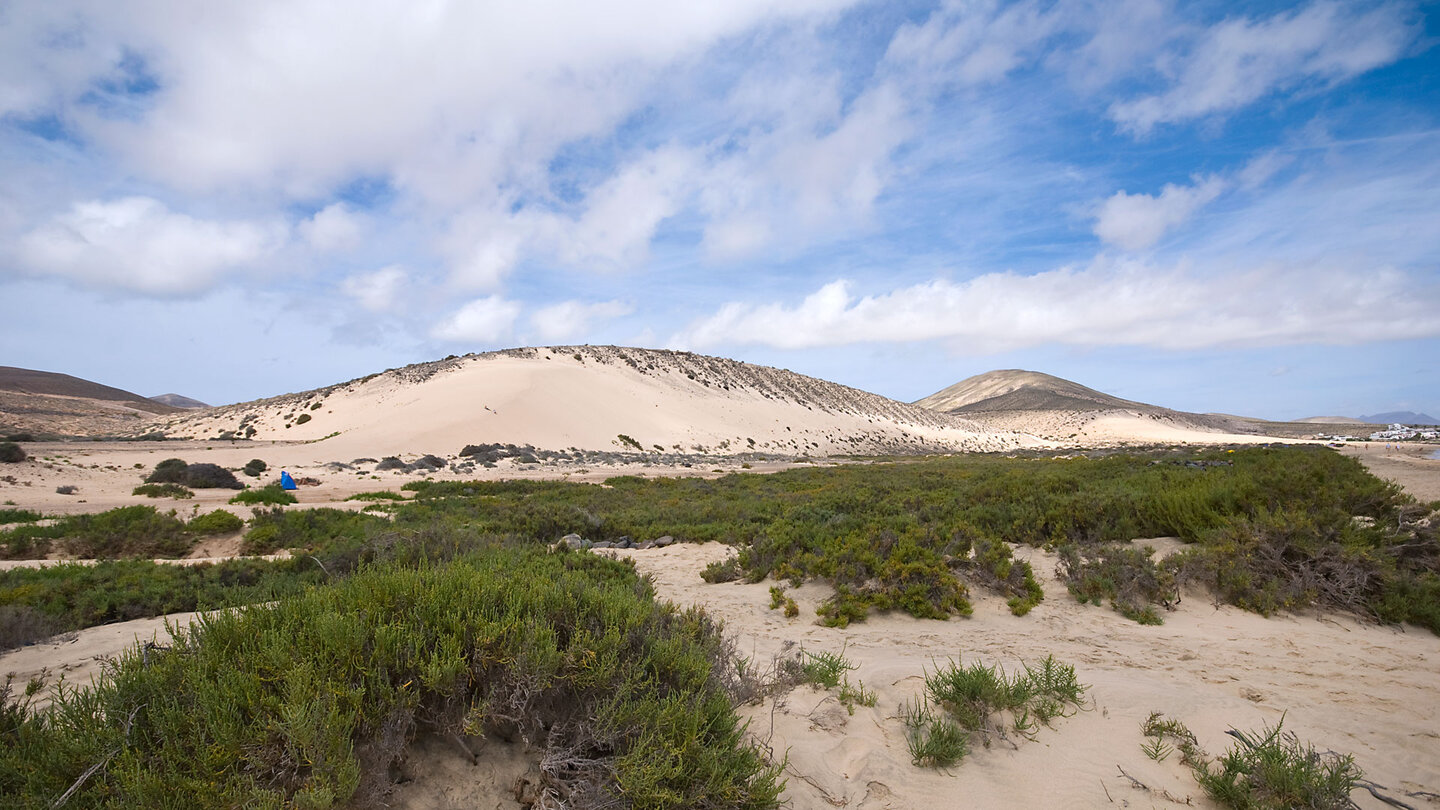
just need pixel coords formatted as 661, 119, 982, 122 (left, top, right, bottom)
280, 470, 297, 491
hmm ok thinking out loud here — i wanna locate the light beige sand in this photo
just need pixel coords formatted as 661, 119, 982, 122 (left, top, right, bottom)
1346, 442, 1440, 504
148, 347, 1029, 458
610, 542, 1440, 809
1, 611, 209, 710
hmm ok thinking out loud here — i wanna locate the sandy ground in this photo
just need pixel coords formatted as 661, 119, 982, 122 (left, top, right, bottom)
609, 542, 1440, 809
1345, 442, 1440, 504
4, 437, 1436, 807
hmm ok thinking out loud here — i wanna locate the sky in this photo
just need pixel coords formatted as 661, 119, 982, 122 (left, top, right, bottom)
1, 0, 1437, 421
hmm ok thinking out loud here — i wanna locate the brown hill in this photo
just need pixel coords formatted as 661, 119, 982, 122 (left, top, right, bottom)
914, 370, 1146, 413
913, 369, 1335, 443
0, 366, 179, 438
150, 393, 211, 409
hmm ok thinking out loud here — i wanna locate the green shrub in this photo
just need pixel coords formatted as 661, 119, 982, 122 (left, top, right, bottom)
1194, 717, 1362, 810
146, 457, 190, 483
0, 442, 25, 463
902, 698, 969, 768
132, 482, 194, 499
1057, 543, 1176, 624
188, 510, 244, 535
184, 462, 242, 489
295, 413, 311, 425
701, 557, 742, 583
242, 458, 268, 477
229, 484, 298, 506
0, 523, 61, 559
344, 490, 405, 501
910, 654, 1087, 761
0, 553, 784, 808
60, 505, 194, 559
0, 508, 42, 525
240, 507, 378, 556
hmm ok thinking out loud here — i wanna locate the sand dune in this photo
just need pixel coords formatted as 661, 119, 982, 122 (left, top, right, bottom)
151, 346, 1028, 459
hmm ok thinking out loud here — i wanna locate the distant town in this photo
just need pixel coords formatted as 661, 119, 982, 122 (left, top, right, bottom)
1316, 424, 1440, 442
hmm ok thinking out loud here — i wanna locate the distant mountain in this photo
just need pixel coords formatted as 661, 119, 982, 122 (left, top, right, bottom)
913, 370, 1145, 414
0, 366, 179, 437
1294, 416, 1369, 425
912, 369, 1330, 442
1362, 411, 1439, 426
151, 393, 211, 409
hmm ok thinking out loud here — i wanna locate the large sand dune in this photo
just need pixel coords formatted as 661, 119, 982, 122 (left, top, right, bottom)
152, 346, 1029, 459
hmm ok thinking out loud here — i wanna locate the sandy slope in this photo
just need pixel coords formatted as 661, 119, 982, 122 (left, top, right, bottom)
613, 542, 1440, 810
149, 346, 1026, 458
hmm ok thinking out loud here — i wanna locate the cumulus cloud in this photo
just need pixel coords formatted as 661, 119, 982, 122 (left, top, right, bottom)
300, 203, 364, 252
14, 197, 282, 296
1093, 176, 1225, 251
558, 148, 696, 269
530, 299, 634, 343
431, 295, 522, 343
1110, 2, 1418, 134
341, 265, 406, 312
673, 259, 1439, 353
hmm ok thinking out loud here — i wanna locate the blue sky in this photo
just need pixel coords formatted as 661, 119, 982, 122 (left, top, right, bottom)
1, 0, 1437, 420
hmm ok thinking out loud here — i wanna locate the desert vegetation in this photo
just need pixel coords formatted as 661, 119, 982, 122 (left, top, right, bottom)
1138, 712, 1390, 809
145, 458, 242, 490
1, 445, 1437, 806
903, 654, 1087, 768
0, 550, 783, 808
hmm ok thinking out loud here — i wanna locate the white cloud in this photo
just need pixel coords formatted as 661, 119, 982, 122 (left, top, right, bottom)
7, 1, 855, 200
14, 196, 282, 296
673, 258, 1439, 353
1093, 176, 1225, 251
530, 299, 634, 343
1110, 1, 1417, 134
341, 265, 406, 312
300, 203, 364, 252
889, 0, 1073, 86
431, 295, 522, 343
557, 148, 696, 269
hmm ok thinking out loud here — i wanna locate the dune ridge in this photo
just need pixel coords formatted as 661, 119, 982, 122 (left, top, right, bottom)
149, 346, 1030, 458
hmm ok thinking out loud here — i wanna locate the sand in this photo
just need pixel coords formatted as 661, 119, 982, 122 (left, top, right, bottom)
606, 542, 1440, 809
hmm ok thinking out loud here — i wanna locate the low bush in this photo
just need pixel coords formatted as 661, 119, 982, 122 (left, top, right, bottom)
1147, 712, 1366, 810
183, 462, 242, 489
145, 457, 189, 484
0, 605, 63, 650
0, 508, 41, 525
0, 442, 25, 463
132, 482, 194, 499
0, 557, 324, 651
229, 484, 297, 506
345, 490, 405, 501
0, 523, 61, 559
905, 654, 1087, 768
1057, 543, 1177, 624
240, 507, 379, 556
242, 458, 268, 477
187, 509, 243, 535
60, 505, 194, 558
0, 552, 784, 808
